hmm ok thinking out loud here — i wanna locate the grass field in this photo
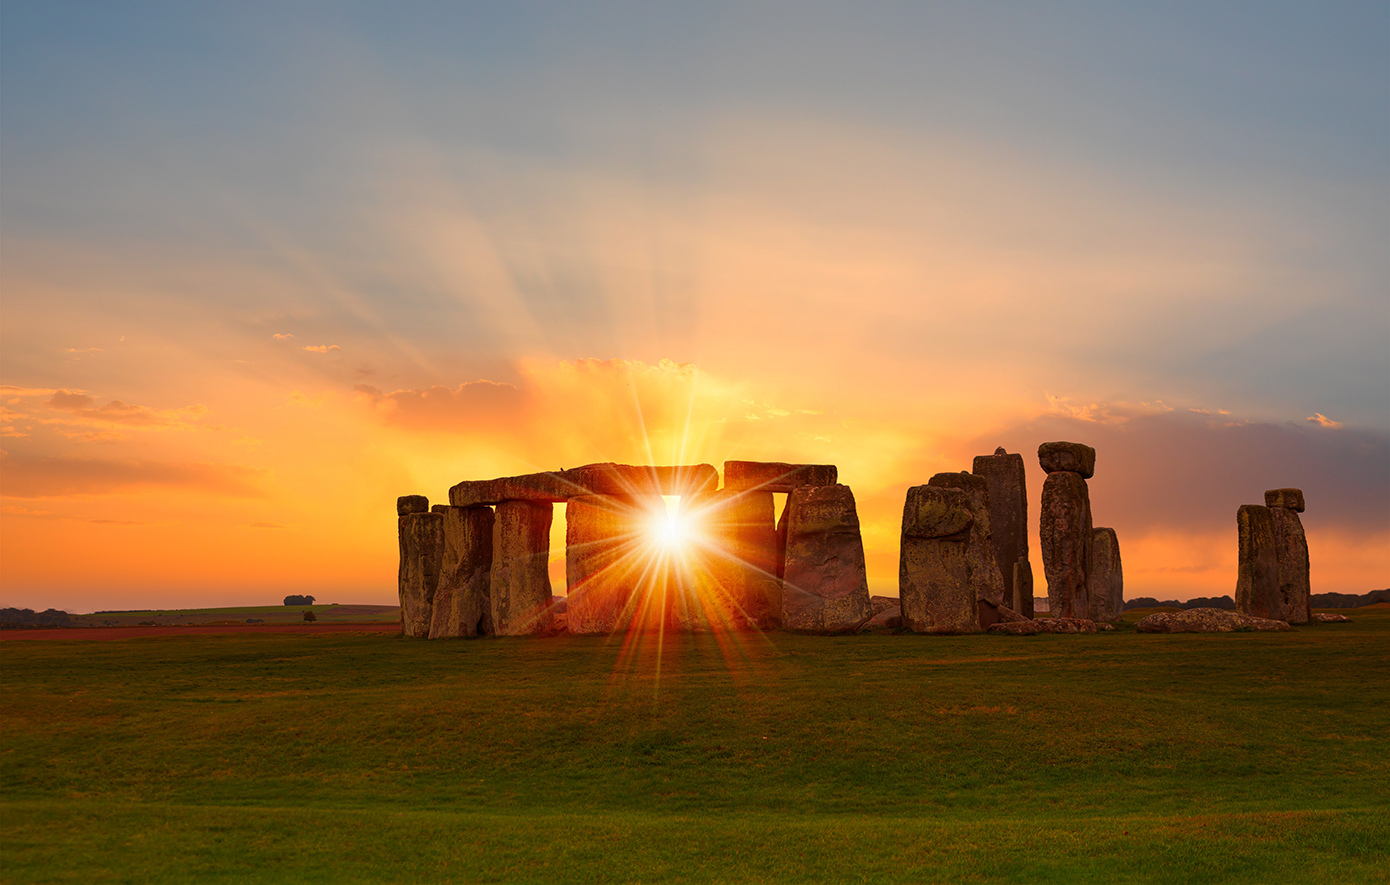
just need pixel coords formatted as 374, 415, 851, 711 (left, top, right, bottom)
63, 603, 400, 627
3, 609, 1387, 883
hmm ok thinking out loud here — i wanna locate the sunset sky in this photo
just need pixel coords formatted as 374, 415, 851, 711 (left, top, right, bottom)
2, 2, 1386, 613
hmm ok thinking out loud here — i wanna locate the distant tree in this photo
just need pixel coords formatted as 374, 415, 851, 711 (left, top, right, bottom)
283, 595, 316, 606
303, 611, 317, 622
0, 608, 73, 629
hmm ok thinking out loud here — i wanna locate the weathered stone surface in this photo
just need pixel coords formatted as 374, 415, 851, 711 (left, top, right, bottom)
724, 461, 837, 493
397, 495, 430, 516
1311, 612, 1350, 623
859, 605, 902, 632
1135, 607, 1291, 633
899, 485, 978, 634
1264, 488, 1305, 513
451, 472, 576, 507
1013, 560, 1035, 618
972, 448, 1029, 621
870, 595, 899, 615
430, 505, 495, 639
577, 464, 718, 498
901, 482, 975, 539
996, 605, 1029, 623
1034, 617, 1099, 634
565, 495, 658, 634
1270, 507, 1310, 625
1235, 505, 1280, 620
450, 463, 717, 507
1087, 528, 1124, 623
398, 511, 444, 637
490, 500, 554, 636
927, 472, 1007, 625
781, 484, 872, 633
1040, 471, 1092, 620
1038, 441, 1096, 478
987, 620, 1041, 635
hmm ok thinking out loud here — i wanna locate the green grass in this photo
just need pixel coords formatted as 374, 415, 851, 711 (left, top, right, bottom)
3, 610, 1387, 883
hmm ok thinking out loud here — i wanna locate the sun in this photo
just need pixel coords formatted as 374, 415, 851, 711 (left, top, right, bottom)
652, 496, 688, 550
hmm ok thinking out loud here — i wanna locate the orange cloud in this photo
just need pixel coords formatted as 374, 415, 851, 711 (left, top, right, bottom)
303, 344, 340, 353
272, 333, 294, 340
1307, 413, 1344, 429
0, 451, 266, 498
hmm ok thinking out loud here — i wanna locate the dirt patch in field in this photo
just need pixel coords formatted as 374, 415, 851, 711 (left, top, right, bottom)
0, 623, 402, 642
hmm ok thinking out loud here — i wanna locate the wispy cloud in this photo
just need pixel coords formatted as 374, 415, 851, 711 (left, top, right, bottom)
1307, 413, 1344, 429
302, 344, 340, 353
272, 333, 295, 340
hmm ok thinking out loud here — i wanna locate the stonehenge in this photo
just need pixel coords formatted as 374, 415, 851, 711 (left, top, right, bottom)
400, 460, 850, 637
397, 447, 1321, 640
1235, 489, 1311, 625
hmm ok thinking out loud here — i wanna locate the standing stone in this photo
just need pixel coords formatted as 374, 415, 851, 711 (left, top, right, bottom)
398, 495, 430, 516
972, 447, 1029, 624
1013, 560, 1035, 618
781, 484, 872, 633
490, 500, 554, 636
1235, 504, 1280, 620
1040, 468, 1092, 619
682, 490, 780, 631
398, 502, 444, 638
927, 472, 1007, 626
429, 505, 495, 639
1266, 489, 1310, 625
899, 484, 978, 633
1088, 527, 1123, 623
566, 495, 667, 634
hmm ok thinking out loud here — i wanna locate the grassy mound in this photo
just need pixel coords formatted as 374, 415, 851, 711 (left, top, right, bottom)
3, 609, 1387, 882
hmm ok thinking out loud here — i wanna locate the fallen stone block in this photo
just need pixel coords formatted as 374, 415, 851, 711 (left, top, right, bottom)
1235, 504, 1281, 620
1136, 607, 1291, 633
724, 461, 837, 493
1034, 617, 1099, 634
1264, 488, 1305, 513
781, 484, 872, 633
987, 621, 1041, 636
1088, 527, 1124, 624
859, 605, 902, 632
870, 595, 899, 615
1040, 470, 1093, 620
996, 605, 1030, 623
490, 500, 555, 635
899, 485, 978, 634
430, 505, 495, 639
1311, 612, 1350, 623
1038, 441, 1096, 478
